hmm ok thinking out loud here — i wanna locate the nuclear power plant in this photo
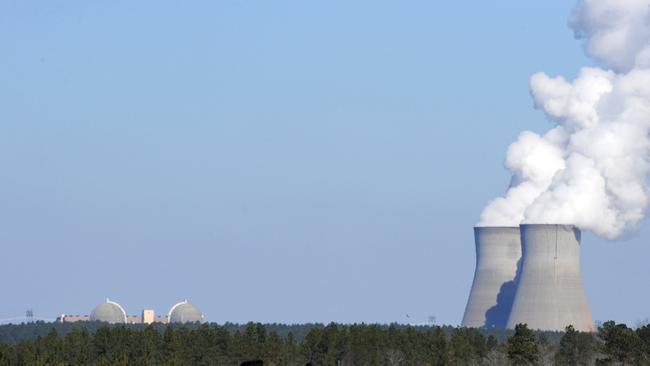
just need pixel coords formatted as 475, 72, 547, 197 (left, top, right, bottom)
462, 224, 595, 332
56, 299, 205, 324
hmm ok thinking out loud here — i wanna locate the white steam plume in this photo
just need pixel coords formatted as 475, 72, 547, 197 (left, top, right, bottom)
479, 0, 650, 239
569, 0, 650, 73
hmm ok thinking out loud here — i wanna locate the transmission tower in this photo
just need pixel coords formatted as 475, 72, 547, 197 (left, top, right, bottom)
25, 308, 33, 323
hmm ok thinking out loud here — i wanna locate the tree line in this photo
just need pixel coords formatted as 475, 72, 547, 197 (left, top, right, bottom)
0, 320, 648, 365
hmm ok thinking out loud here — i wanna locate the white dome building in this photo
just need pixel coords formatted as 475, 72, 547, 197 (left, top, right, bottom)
90, 299, 127, 324
168, 300, 204, 324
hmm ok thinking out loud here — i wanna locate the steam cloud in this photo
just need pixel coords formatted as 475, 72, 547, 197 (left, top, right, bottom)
479, 0, 650, 239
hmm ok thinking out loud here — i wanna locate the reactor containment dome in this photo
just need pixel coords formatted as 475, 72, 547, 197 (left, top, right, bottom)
90, 299, 128, 324
168, 300, 204, 324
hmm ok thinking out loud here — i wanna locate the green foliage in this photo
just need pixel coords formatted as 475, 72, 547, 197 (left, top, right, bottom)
507, 323, 539, 366
449, 327, 487, 365
636, 324, 650, 358
0, 322, 507, 366
555, 325, 597, 366
597, 321, 643, 365
430, 327, 449, 366
3, 320, 650, 366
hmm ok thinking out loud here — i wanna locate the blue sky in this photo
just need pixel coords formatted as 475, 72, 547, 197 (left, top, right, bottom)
1, 0, 647, 326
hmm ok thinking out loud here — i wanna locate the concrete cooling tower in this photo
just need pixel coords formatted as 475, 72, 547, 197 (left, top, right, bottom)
506, 224, 595, 332
462, 227, 521, 328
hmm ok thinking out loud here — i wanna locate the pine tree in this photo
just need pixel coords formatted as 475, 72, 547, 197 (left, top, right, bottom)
555, 325, 597, 366
431, 327, 449, 366
598, 321, 642, 365
507, 324, 539, 366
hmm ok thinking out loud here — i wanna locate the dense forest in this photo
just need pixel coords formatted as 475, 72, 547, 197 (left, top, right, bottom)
0, 321, 648, 365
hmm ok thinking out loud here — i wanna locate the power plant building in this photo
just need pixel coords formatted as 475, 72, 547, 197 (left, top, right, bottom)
142, 309, 155, 325
57, 299, 204, 325
168, 300, 204, 324
89, 299, 127, 324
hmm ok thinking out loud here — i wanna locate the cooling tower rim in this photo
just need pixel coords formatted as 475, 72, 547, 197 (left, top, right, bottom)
519, 223, 578, 229
473, 226, 521, 235
520, 223, 582, 245
474, 224, 579, 229
473, 225, 519, 229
